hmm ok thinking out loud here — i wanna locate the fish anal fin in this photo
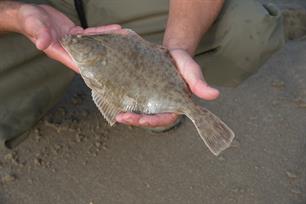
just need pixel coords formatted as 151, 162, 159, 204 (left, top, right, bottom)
92, 91, 121, 126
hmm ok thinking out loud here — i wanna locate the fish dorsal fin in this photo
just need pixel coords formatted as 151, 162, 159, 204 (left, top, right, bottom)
91, 91, 121, 126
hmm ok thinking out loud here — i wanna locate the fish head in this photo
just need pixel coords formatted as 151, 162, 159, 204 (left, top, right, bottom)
60, 34, 107, 74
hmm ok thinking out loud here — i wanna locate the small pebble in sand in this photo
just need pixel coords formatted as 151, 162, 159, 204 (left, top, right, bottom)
291, 188, 302, 195
271, 80, 285, 89
218, 156, 226, 161
231, 140, 240, 148
35, 135, 41, 142
294, 98, 306, 108
4, 152, 19, 165
128, 126, 134, 130
4, 153, 14, 161
76, 134, 85, 143
34, 158, 43, 166
271, 100, 281, 107
286, 171, 298, 179
49, 146, 61, 157
34, 128, 42, 136
95, 141, 102, 148
232, 187, 246, 194
2, 174, 16, 184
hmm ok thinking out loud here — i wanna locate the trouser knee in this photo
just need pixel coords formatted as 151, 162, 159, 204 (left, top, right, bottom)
197, 0, 285, 87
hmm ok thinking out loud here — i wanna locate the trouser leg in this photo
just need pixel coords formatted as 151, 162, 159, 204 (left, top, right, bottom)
0, 0, 77, 148
195, 0, 285, 86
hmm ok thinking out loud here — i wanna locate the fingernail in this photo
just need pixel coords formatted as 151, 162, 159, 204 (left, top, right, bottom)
139, 118, 146, 125
139, 118, 150, 127
207, 86, 219, 95
124, 118, 133, 124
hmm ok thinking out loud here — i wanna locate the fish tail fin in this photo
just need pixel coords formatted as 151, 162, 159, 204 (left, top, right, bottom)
184, 105, 235, 156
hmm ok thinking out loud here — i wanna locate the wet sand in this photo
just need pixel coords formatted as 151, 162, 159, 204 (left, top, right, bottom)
0, 1, 306, 203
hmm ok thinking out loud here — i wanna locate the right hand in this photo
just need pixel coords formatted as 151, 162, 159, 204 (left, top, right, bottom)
16, 4, 122, 72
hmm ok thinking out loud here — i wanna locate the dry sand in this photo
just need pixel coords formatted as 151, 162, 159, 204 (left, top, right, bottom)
0, 1, 306, 203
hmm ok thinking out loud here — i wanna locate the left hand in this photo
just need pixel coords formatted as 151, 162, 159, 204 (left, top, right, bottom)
16, 4, 122, 72
116, 48, 220, 128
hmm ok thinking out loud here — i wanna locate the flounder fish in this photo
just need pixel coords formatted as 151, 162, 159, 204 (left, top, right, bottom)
60, 29, 234, 156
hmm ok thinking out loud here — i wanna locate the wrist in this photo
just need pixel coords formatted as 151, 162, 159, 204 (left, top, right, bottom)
163, 26, 199, 56
0, 1, 24, 33
163, 37, 196, 56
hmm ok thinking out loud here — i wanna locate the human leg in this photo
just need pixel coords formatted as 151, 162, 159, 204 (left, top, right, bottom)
195, 0, 285, 87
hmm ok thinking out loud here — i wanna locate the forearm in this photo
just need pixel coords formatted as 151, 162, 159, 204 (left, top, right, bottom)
163, 0, 224, 55
0, 1, 23, 33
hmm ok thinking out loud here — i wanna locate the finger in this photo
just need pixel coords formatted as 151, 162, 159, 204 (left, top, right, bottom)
22, 16, 52, 50
138, 113, 178, 127
82, 24, 122, 35
68, 26, 84, 34
170, 50, 219, 100
116, 112, 142, 125
190, 79, 220, 100
116, 112, 178, 127
35, 27, 52, 50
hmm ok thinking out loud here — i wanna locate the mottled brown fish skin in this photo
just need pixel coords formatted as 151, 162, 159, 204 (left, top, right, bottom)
60, 29, 235, 156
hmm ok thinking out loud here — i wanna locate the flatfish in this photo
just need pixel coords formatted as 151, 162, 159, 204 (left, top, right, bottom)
60, 29, 234, 156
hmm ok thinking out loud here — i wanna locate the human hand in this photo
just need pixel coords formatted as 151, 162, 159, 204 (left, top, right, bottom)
116, 48, 219, 128
16, 4, 121, 72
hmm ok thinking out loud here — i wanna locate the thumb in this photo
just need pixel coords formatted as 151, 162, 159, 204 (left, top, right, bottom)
22, 19, 53, 51
170, 49, 219, 100
34, 27, 52, 50
190, 79, 220, 100
18, 5, 52, 50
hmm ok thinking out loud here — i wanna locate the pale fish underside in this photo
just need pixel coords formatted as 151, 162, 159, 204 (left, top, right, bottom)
60, 29, 235, 156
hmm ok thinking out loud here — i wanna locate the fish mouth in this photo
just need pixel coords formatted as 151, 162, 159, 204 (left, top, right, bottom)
58, 34, 81, 71
59, 35, 72, 56
60, 34, 86, 48
59, 34, 72, 48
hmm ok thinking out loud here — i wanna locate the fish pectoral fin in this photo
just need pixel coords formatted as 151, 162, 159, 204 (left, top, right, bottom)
92, 91, 121, 126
